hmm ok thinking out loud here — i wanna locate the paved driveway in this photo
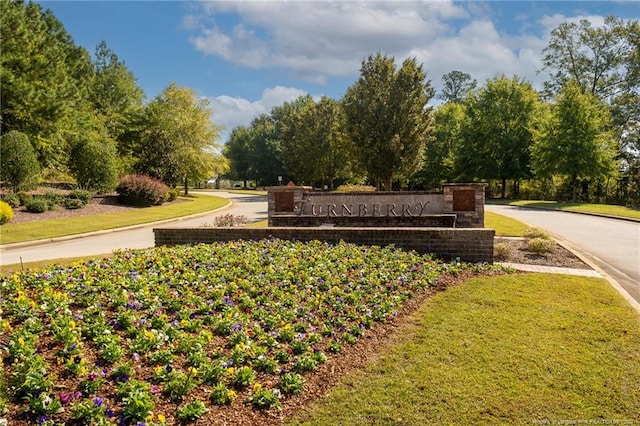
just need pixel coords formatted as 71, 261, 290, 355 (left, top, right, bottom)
0, 192, 268, 266
487, 204, 640, 305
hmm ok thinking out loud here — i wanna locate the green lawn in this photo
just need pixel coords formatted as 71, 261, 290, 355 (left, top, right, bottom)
489, 199, 640, 220
0, 194, 228, 244
291, 273, 640, 425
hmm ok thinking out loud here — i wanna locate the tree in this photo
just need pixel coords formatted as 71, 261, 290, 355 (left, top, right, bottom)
69, 137, 118, 192
0, 130, 40, 192
541, 16, 640, 201
456, 76, 539, 198
272, 95, 317, 184
531, 81, 617, 202
343, 53, 434, 190
0, 0, 94, 169
90, 41, 145, 168
138, 83, 221, 194
245, 114, 285, 186
224, 126, 252, 186
438, 70, 477, 103
277, 96, 352, 188
415, 102, 466, 189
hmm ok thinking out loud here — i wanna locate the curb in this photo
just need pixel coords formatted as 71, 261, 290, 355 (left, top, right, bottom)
487, 203, 640, 223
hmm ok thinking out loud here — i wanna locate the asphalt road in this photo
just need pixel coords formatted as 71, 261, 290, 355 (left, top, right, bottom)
0, 191, 268, 266
487, 204, 640, 305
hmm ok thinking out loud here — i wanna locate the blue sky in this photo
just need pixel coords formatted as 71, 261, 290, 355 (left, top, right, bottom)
39, 1, 639, 143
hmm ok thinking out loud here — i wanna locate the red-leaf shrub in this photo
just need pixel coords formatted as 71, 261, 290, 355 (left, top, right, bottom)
116, 175, 169, 207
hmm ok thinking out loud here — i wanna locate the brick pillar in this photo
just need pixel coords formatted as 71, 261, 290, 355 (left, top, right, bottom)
442, 183, 487, 228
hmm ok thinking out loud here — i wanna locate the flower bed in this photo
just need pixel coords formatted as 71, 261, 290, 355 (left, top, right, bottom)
0, 239, 496, 425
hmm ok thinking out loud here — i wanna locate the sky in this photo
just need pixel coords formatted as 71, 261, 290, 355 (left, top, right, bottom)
39, 1, 639, 143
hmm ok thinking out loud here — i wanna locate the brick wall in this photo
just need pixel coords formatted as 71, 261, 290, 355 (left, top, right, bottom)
153, 227, 495, 263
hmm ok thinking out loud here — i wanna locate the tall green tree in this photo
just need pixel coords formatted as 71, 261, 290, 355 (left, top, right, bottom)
541, 16, 640, 198
531, 81, 617, 202
137, 83, 221, 194
416, 101, 466, 190
343, 53, 434, 190
223, 126, 252, 186
0, 0, 94, 169
278, 96, 351, 188
438, 70, 477, 103
245, 114, 285, 186
271, 95, 316, 184
0, 130, 40, 192
456, 76, 539, 198
90, 41, 145, 169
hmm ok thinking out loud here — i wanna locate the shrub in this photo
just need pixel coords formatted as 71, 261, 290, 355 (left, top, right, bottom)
202, 214, 249, 228
1, 194, 19, 208
67, 190, 93, 205
116, 175, 169, 207
523, 227, 552, 240
335, 184, 377, 193
70, 140, 118, 192
62, 198, 85, 210
527, 237, 554, 255
0, 130, 40, 192
493, 242, 512, 261
166, 188, 180, 202
25, 198, 49, 213
0, 201, 13, 224
43, 191, 63, 209
17, 192, 32, 206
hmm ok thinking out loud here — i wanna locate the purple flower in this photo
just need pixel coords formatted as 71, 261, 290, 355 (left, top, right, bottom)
104, 407, 114, 418
93, 397, 104, 407
231, 322, 242, 332
222, 295, 234, 306
37, 416, 50, 425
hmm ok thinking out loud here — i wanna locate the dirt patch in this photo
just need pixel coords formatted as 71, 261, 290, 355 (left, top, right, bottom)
495, 237, 590, 269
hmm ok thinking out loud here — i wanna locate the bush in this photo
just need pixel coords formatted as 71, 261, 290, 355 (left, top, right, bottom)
335, 184, 377, 193
25, 198, 48, 213
493, 242, 512, 261
523, 227, 552, 240
70, 140, 118, 192
62, 198, 85, 210
116, 175, 169, 207
17, 192, 32, 206
67, 189, 94, 204
1, 194, 20, 208
0, 130, 40, 192
527, 237, 554, 255
166, 188, 180, 202
0, 201, 14, 224
43, 191, 63, 209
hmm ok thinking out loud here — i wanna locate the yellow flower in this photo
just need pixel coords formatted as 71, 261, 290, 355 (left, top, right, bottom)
157, 414, 166, 423
146, 413, 154, 422
252, 383, 262, 391
188, 367, 198, 376
226, 367, 235, 375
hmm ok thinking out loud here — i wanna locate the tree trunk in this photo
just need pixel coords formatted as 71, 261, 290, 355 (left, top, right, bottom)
386, 176, 393, 192
183, 177, 189, 195
501, 177, 507, 199
571, 174, 578, 202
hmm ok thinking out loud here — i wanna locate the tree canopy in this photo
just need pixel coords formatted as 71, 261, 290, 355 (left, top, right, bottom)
343, 53, 434, 189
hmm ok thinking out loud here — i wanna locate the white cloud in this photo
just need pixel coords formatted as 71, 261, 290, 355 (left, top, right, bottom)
209, 85, 309, 143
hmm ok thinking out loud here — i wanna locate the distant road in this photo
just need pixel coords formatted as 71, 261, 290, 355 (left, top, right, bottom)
0, 192, 268, 266
487, 204, 640, 304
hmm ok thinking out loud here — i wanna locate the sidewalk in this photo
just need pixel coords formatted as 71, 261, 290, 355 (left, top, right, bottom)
498, 262, 602, 277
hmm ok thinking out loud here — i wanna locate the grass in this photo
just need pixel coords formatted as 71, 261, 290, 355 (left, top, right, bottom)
0, 194, 228, 244
489, 199, 640, 220
290, 273, 640, 425
485, 211, 529, 237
